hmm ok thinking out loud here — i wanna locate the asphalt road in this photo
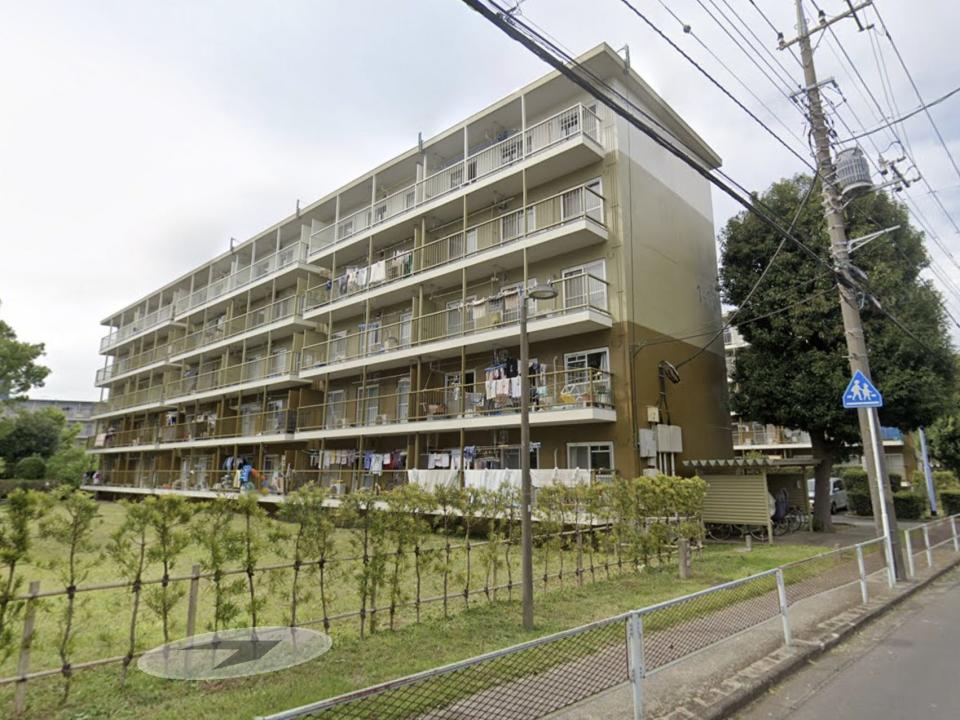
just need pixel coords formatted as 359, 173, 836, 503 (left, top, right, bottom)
738, 567, 960, 720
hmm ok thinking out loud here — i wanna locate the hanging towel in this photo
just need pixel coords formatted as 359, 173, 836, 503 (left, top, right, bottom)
369, 260, 386, 284
370, 453, 384, 476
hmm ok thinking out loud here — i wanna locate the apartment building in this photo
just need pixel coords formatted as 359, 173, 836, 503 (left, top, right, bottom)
4, 399, 97, 447
88, 43, 732, 495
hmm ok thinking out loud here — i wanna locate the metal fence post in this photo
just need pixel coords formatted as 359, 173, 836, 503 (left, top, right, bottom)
775, 569, 791, 647
627, 612, 645, 720
904, 530, 915, 579
855, 545, 869, 604
186, 564, 201, 637
952, 516, 959, 553
13, 580, 40, 716
923, 525, 933, 568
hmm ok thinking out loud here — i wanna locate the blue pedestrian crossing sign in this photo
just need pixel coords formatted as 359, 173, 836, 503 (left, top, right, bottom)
843, 370, 883, 408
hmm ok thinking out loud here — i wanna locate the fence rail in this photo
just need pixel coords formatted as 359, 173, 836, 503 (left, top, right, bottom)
260, 517, 959, 720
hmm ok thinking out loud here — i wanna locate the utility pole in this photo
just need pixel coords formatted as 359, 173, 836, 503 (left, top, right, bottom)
788, 0, 904, 580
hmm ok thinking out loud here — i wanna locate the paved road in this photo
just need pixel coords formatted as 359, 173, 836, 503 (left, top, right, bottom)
738, 567, 960, 719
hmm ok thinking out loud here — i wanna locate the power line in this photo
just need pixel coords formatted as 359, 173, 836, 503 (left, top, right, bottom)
836, 84, 960, 143
620, 0, 815, 172
871, 2, 960, 189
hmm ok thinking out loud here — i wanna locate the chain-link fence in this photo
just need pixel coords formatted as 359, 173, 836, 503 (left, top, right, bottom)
260, 516, 959, 720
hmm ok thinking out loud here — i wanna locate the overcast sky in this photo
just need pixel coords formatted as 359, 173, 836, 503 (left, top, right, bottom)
2, 0, 958, 401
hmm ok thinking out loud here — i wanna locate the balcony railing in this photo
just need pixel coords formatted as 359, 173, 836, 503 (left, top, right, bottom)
168, 295, 304, 358
95, 345, 172, 385
100, 305, 175, 352
305, 183, 604, 312
301, 272, 610, 371
308, 103, 602, 255
89, 408, 297, 450
297, 368, 613, 434
95, 385, 166, 415
165, 350, 301, 401
173, 242, 309, 317
733, 428, 812, 446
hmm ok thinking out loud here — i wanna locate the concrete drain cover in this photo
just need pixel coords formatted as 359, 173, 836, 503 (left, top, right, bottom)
138, 626, 332, 680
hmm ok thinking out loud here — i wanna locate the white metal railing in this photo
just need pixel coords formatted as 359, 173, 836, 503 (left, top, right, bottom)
305, 182, 605, 313
308, 103, 602, 256
95, 345, 171, 385
99, 305, 175, 352
165, 350, 300, 400
168, 295, 304, 358
173, 242, 308, 317
301, 272, 610, 371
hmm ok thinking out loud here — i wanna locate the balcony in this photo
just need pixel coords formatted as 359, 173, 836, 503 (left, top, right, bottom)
88, 407, 297, 452
165, 350, 306, 403
296, 368, 616, 441
95, 345, 176, 386
733, 427, 812, 447
100, 305, 175, 353
168, 295, 308, 360
173, 242, 309, 318
300, 273, 612, 379
92, 385, 169, 419
304, 183, 606, 316
307, 104, 603, 256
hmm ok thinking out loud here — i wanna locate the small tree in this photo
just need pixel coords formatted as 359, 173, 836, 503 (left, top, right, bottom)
42, 487, 100, 703
192, 498, 244, 631
432, 484, 463, 618
459, 487, 486, 607
0, 489, 43, 663
14, 455, 46, 480
277, 486, 335, 628
106, 499, 154, 685
46, 424, 96, 486
340, 490, 388, 637
144, 495, 193, 642
233, 494, 268, 627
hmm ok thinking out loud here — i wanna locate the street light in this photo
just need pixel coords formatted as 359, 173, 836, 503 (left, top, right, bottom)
520, 281, 558, 630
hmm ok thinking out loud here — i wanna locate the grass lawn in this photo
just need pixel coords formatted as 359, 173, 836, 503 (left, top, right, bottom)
0, 498, 822, 720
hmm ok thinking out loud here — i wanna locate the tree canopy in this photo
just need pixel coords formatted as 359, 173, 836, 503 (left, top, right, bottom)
0, 408, 66, 468
720, 175, 955, 528
0, 313, 50, 401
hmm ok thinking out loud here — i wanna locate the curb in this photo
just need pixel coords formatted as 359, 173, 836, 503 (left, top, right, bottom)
702, 556, 960, 720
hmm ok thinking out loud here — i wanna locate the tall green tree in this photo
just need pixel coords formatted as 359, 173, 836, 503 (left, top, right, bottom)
0, 407, 66, 467
0, 313, 50, 401
720, 175, 955, 531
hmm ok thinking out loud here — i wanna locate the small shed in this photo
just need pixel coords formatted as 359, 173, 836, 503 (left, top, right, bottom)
683, 457, 819, 542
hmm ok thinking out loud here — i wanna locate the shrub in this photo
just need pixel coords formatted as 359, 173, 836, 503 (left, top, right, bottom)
14, 455, 46, 480
889, 472, 903, 489
840, 467, 869, 494
940, 490, 960, 516
847, 489, 873, 516
892, 491, 924, 520
0, 478, 52, 498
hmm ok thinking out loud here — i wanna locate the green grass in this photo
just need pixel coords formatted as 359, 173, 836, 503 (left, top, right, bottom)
0, 498, 821, 720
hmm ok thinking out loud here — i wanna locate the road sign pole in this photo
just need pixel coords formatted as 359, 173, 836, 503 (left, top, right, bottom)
867, 407, 896, 588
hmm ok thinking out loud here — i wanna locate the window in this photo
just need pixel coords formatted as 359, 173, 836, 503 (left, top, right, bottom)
365, 321, 383, 354
560, 108, 580, 136
445, 371, 475, 415
564, 348, 610, 384
501, 211, 522, 241
449, 229, 478, 260
562, 259, 607, 311
397, 377, 411, 422
357, 385, 380, 426
399, 312, 412, 348
446, 297, 475, 336
567, 442, 613, 472
502, 446, 540, 470
330, 331, 347, 362
585, 178, 603, 223
449, 165, 464, 189
325, 389, 346, 428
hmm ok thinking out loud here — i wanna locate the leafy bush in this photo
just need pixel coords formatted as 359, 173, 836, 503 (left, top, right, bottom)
14, 455, 46, 480
0, 478, 52, 497
46, 430, 95, 486
889, 473, 903, 489
841, 467, 868, 493
940, 490, 960, 516
847, 489, 873, 516
892, 491, 924, 520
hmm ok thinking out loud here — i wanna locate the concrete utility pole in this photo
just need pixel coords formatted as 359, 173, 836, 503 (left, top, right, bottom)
790, 0, 905, 580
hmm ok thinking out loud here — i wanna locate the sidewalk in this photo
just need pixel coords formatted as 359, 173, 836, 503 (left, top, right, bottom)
545, 542, 959, 720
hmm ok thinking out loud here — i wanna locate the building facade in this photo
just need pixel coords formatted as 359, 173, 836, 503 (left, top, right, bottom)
5, 399, 97, 447
88, 44, 731, 495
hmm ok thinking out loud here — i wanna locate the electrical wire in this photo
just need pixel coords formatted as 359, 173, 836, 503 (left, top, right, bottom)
836, 84, 960, 144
